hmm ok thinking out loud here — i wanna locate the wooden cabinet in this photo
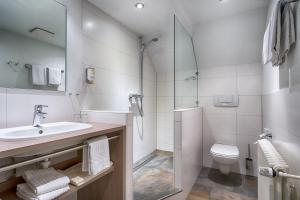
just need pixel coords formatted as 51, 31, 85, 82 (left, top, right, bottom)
0, 125, 126, 200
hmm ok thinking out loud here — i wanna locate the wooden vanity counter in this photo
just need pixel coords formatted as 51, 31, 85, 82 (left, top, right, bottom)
0, 122, 126, 200
0, 123, 125, 158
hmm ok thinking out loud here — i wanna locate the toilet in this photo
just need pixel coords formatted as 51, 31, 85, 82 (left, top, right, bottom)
210, 144, 239, 174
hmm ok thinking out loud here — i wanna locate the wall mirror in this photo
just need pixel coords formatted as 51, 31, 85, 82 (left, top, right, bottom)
0, 0, 66, 92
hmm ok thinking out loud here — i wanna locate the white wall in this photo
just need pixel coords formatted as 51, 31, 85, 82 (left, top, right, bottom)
193, 8, 267, 176
168, 108, 203, 200
263, 0, 300, 195
79, 1, 157, 163
0, 30, 65, 91
157, 71, 174, 152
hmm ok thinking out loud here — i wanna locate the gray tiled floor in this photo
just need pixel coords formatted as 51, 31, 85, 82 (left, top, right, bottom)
133, 152, 176, 200
187, 167, 258, 200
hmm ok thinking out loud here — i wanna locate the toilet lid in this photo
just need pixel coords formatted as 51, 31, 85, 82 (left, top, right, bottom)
210, 144, 239, 158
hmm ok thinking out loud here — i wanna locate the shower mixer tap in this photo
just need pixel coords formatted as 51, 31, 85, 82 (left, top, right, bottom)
129, 94, 144, 117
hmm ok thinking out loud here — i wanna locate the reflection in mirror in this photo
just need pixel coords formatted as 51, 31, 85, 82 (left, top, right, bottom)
0, 0, 66, 91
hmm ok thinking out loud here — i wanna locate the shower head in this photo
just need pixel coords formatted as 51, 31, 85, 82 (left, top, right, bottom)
146, 37, 159, 45
151, 38, 159, 42
141, 37, 159, 52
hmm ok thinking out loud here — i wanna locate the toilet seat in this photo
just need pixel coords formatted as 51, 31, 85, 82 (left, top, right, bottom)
210, 144, 239, 159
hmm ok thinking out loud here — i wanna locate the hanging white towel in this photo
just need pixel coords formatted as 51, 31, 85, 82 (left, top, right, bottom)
48, 68, 62, 86
263, 0, 296, 66
17, 183, 69, 200
278, 3, 296, 64
32, 65, 47, 86
22, 168, 70, 195
82, 136, 110, 175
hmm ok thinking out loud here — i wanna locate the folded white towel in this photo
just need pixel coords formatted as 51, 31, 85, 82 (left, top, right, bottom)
17, 183, 69, 200
32, 65, 47, 86
22, 168, 70, 195
48, 68, 62, 86
82, 136, 111, 175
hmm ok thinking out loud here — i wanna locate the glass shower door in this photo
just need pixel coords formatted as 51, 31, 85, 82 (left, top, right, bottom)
174, 16, 198, 109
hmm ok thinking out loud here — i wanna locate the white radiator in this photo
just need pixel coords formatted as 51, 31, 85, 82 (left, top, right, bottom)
257, 139, 289, 200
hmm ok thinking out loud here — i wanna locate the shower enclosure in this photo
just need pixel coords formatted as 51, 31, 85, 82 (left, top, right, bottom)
132, 15, 198, 200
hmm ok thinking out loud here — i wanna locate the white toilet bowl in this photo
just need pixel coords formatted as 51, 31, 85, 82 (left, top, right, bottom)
210, 144, 239, 174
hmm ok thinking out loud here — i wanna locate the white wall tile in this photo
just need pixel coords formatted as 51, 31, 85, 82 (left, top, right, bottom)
157, 82, 174, 97
6, 92, 74, 127
203, 114, 236, 135
237, 96, 262, 116
157, 97, 174, 113
198, 65, 236, 78
198, 97, 237, 115
198, 77, 237, 96
238, 75, 262, 95
237, 63, 262, 76
237, 115, 262, 136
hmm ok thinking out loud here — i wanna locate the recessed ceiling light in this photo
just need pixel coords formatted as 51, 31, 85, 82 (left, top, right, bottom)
135, 2, 144, 9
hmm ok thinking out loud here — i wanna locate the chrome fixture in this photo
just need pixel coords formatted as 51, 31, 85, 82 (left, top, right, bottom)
184, 75, 197, 81
0, 135, 119, 173
140, 37, 159, 52
25, 64, 64, 73
129, 94, 144, 117
137, 36, 159, 118
6, 60, 19, 72
33, 105, 48, 127
259, 128, 272, 140
29, 27, 55, 35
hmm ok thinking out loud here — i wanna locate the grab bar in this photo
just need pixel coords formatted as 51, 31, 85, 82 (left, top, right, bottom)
0, 135, 120, 173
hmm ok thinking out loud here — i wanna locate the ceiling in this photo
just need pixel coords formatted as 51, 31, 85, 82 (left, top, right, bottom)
88, 0, 177, 36
89, 0, 270, 72
0, 0, 66, 47
180, 0, 270, 25
89, 0, 270, 36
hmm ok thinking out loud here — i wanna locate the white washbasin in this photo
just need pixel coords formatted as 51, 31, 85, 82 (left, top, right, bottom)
0, 122, 92, 141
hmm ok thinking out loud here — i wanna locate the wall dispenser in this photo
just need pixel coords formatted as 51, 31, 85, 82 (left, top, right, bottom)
86, 67, 95, 84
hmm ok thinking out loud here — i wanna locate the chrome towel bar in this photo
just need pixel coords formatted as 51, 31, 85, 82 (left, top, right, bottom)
0, 135, 120, 173
259, 167, 300, 180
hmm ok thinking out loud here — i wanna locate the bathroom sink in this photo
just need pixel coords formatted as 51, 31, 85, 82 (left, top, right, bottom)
0, 122, 92, 141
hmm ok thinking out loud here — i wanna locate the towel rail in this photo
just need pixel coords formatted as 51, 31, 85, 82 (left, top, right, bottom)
0, 135, 120, 173
259, 167, 300, 180
285, 0, 299, 4
278, 171, 300, 180
25, 64, 65, 73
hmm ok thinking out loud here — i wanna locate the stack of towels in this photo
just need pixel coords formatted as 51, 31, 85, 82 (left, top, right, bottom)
17, 168, 70, 200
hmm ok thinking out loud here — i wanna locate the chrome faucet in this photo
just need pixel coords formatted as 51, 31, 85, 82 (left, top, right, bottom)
33, 105, 48, 127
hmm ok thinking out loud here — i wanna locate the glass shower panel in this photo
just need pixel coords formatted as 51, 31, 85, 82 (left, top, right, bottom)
174, 16, 198, 109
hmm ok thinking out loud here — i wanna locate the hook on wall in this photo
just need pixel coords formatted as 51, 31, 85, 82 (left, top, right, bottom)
6, 60, 19, 72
